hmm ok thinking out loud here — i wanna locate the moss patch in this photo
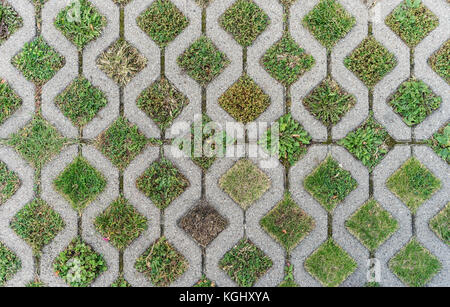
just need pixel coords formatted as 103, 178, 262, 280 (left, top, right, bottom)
303, 77, 356, 126
304, 157, 357, 212
137, 158, 189, 210
220, 0, 269, 47
11, 199, 64, 255
219, 159, 271, 210
344, 36, 397, 89
137, 0, 189, 47
96, 117, 147, 171
177, 35, 230, 85
137, 78, 189, 131
386, 158, 441, 214
260, 193, 314, 251
219, 74, 270, 123
305, 239, 357, 287
55, 77, 108, 127
135, 237, 188, 287
220, 239, 272, 287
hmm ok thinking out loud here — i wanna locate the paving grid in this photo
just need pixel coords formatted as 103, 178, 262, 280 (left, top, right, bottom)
0, 0, 448, 287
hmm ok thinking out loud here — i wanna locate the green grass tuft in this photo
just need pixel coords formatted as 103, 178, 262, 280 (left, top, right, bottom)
388, 78, 441, 127
96, 117, 147, 170
219, 159, 271, 210
95, 196, 147, 250
304, 157, 357, 212
194, 276, 215, 287
344, 36, 397, 89
220, 239, 272, 287
389, 238, 441, 287
8, 116, 66, 169
135, 237, 188, 287
0, 160, 20, 206
386, 0, 439, 48
0, 2, 23, 45
339, 113, 393, 172
11, 199, 64, 255
429, 40, 449, 84
12, 36, 65, 86
386, 158, 441, 214
137, 0, 189, 47
111, 275, 131, 287
55, 0, 106, 50
303, 0, 356, 50
428, 122, 449, 163
55, 77, 108, 127
177, 35, 230, 85
0, 241, 21, 286
54, 237, 107, 287
220, 0, 269, 47
0, 79, 22, 126
54, 156, 106, 213
262, 34, 315, 86
137, 158, 189, 210
346, 199, 398, 251
137, 78, 189, 131
219, 74, 270, 123
430, 202, 449, 246
303, 77, 356, 126
260, 193, 315, 251
305, 239, 357, 287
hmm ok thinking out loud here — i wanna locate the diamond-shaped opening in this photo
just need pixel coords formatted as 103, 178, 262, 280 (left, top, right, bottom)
303, 0, 356, 50
303, 77, 356, 127
387, 157, 441, 214
8, 116, 65, 169
137, 158, 189, 210
344, 36, 397, 89
386, 0, 439, 48
429, 122, 449, 164
430, 202, 449, 246
137, 0, 189, 47
179, 200, 228, 248
339, 113, 395, 172
95, 196, 147, 250
54, 237, 107, 287
219, 238, 272, 287
11, 199, 64, 255
220, 0, 269, 47
259, 113, 311, 167
97, 39, 147, 86
305, 238, 357, 287
54, 156, 106, 213
178, 35, 230, 86
0, 160, 20, 206
304, 157, 357, 212
55, 77, 107, 128
262, 34, 315, 86
137, 77, 189, 131
12, 36, 65, 86
429, 40, 449, 85
0, 241, 21, 286
389, 238, 441, 287
0, 1, 23, 45
55, 0, 106, 50
219, 74, 270, 124
346, 199, 398, 251
135, 237, 188, 287
260, 193, 315, 251
388, 78, 442, 127
0, 79, 22, 126
219, 159, 271, 210
96, 116, 147, 171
